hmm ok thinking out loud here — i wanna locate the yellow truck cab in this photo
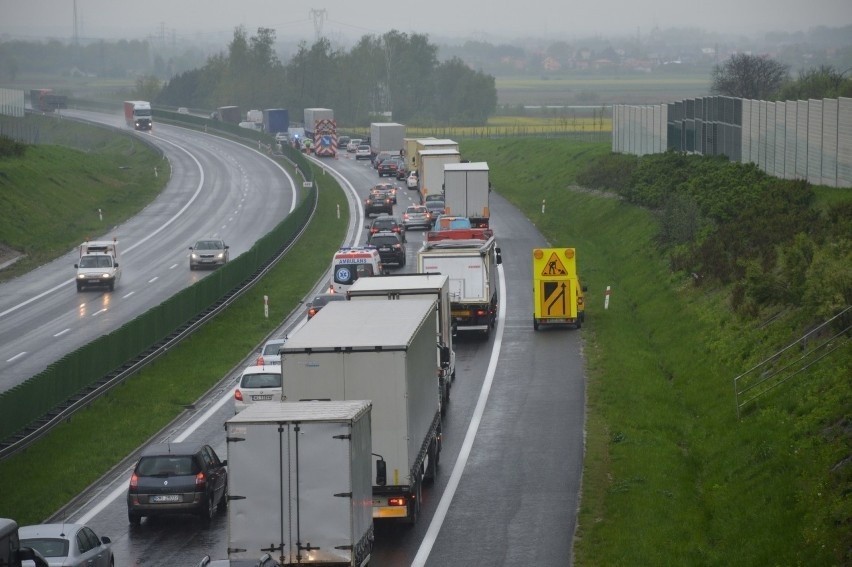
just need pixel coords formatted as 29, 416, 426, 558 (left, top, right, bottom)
532, 247, 587, 330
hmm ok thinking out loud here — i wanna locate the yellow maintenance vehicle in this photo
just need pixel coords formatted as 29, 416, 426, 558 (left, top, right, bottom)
532, 247, 586, 330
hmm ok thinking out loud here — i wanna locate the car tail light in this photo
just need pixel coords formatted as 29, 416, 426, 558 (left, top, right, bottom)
255, 355, 264, 365
195, 471, 207, 488
393, 227, 400, 232
235, 389, 243, 401
403, 214, 410, 220
394, 244, 402, 249
476, 309, 487, 317
129, 472, 138, 491
308, 308, 318, 318
388, 497, 407, 506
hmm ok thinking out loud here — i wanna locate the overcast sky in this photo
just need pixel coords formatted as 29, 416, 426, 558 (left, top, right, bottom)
1, 0, 850, 43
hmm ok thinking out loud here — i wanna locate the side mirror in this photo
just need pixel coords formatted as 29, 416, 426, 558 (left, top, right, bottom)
220, 459, 228, 467
17, 547, 49, 567
101, 536, 112, 544
375, 458, 387, 486
74, 263, 79, 268
114, 263, 119, 267
495, 248, 503, 265
188, 246, 193, 250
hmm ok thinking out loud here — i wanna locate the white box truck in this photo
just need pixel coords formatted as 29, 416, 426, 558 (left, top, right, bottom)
370, 123, 405, 157
225, 401, 374, 566
418, 148, 461, 200
281, 299, 442, 524
443, 162, 491, 228
347, 274, 455, 414
418, 232, 502, 335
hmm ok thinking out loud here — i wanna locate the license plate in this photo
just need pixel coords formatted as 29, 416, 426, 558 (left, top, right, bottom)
452, 310, 470, 317
150, 494, 181, 503
379, 247, 390, 251
251, 394, 273, 401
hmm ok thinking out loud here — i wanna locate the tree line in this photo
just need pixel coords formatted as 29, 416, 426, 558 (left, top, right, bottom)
711, 53, 852, 100
156, 27, 497, 127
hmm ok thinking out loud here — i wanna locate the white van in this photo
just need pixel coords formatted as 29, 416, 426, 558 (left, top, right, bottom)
329, 246, 383, 294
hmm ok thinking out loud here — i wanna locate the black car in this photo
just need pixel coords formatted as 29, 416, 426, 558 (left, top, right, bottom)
364, 193, 393, 217
368, 231, 406, 266
378, 157, 402, 177
306, 292, 347, 319
336, 135, 351, 149
368, 214, 406, 242
127, 442, 228, 526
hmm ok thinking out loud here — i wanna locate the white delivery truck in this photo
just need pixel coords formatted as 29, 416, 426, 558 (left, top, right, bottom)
418, 230, 502, 336
281, 299, 441, 524
347, 274, 455, 414
370, 123, 406, 157
413, 138, 458, 172
443, 162, 491, 228
225, 401, 374, 567
418, 148, 460, 200
74, 239, 121, 292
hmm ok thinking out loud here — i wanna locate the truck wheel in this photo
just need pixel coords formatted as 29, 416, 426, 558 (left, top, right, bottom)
407, 482, 422, 525
533, 318, 539, 331
425, 440, 438, 483
575, 319, 582, 330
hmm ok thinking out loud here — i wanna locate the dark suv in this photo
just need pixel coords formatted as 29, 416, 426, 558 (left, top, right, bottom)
369, 214, 406, 242
368, 231, 406, 266
364, 193, 393, 217
127, 442, 228, 526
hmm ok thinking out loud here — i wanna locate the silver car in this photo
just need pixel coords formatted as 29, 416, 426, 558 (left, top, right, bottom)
189, 239, 229, 270
255, 338, 286, 366
19, 523, 114, 567
402, 205, 432, 230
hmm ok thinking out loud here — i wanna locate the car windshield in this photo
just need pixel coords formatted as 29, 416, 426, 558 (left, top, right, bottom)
195, 241, 223, 250
137, 455, 201, 476
426, 201, 445, 210
79, 255, 112, 268
241, 372, 281, 388
424, 194, 443, 202
371, 236, 399, 246
311, 295, 344, 308
20, 538, 70, 559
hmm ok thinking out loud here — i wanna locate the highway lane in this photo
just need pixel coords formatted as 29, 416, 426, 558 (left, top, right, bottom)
0, 113, 298, 391
52, 149, 585, 566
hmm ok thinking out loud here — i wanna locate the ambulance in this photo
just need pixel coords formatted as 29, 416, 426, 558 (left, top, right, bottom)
532, 247, 587, 330
329, 246, 384, 294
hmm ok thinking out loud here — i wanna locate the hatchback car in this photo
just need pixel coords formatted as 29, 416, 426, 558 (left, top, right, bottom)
378, 157, 402, 178
407, 170, 419, 189
189, 239, 229, 270
306, 293, 347, 319
355, 145, 371, 159
424, 200, 446, 221
234, 365, 283, 412
337, 135, 351, 149
255, 338, 286, 366
127, 442, 228, 526
368, 231, 406, 266
372, 151, 394, 169
346, 138, 363, 152
402, 205, 432, 230
368, 215, 406, 242
19, 523, 114, 567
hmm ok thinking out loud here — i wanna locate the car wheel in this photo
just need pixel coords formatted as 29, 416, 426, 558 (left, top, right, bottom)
76, 283, 83, 292
217, 488, 228, 512
199, 494, 215, 526
109, 281, 114, 291
128, 511, 142, 525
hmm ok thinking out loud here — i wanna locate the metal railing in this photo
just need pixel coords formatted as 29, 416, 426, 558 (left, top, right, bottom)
733, 306, 851, 418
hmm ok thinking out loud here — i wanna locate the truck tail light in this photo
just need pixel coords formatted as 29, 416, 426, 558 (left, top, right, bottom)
388, 497, 406, 506
476, 309, 487, 317
235, 389, 243, 401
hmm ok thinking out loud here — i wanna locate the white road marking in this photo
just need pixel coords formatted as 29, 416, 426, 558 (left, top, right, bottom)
148, 277, 158, 284
6, 352, 27, 362
169, 263, 178, 270
92, 309, 107, 317
122, 292, 135, 299
412, 263, 508, 567
54, 329, 71, 337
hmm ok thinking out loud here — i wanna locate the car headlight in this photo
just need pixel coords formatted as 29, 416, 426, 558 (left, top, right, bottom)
102, 273, 111, 278
216, 253, 224, 259
191, 253, 199, 259
77, 274, 86, 279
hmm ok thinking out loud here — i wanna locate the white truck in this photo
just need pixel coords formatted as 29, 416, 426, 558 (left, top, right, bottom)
418, 231, 502, 335
303, 108, 334, 137
347, 274, 455, 414
74, 239, 121, 292
225, 401, 374, 567
418, 148, 460, 200
280, 298, 442, 524
369, 123, 405, 158
443, 162, 491, 228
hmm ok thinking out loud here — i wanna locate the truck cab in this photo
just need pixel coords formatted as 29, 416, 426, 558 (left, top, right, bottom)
74, 239, 121, 292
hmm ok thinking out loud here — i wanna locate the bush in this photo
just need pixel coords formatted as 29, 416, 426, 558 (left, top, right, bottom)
0, 135, 26, 158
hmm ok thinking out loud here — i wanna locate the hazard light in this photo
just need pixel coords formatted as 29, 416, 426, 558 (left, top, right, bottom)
534, 249, 543, 260
388, 497, 407, 507
564, 249, 575, 259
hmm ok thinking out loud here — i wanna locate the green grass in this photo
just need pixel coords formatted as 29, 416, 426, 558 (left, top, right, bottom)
462, 138, 849, 565
0, 114, 168, 281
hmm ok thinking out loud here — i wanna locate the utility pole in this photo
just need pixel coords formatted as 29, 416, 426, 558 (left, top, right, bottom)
309, 9, 327, 42
72, 0, 79, 45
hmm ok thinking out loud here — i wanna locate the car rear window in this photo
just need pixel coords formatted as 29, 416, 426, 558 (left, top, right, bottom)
371, 236, 399, 246
137, 455, 201, 476
241, 372, 282, 389
261, 342, 283, 356
20, 538, 70, 558
407, 207, 427, 214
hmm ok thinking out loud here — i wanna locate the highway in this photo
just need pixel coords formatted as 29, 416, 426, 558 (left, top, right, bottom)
44, 146, 586, 566
0, 112, 298, 391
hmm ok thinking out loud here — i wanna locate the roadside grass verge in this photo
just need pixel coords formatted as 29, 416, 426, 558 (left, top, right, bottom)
462, 138, 848, 564
0, 114, 168, 282
0, 160, 348, 524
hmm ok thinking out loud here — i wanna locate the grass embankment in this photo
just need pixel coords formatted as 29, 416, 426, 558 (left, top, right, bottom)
462, 138, 849, 565
0, 149, 348, 524
0, 114, 167, 282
